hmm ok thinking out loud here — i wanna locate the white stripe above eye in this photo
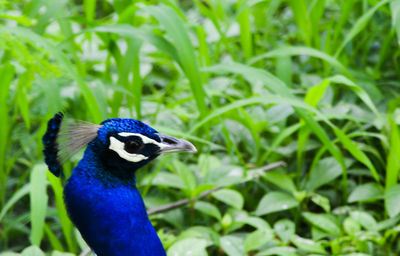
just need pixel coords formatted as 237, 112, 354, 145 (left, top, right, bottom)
118, 132, 169, 149
109, 137, 148, 162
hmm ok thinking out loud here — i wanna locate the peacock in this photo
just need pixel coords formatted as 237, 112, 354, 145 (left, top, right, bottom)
42, 112, 197, 256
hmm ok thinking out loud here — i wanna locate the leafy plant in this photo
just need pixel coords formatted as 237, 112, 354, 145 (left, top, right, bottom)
1, 0, 400, 255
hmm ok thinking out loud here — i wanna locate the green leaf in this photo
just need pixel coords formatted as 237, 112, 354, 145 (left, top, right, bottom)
47, 172, 77, 252
302, 212, 341, 236
194, 201, 221, 220
256, 246, 297, 256
145, 5, 207, 116
254, 192, 299, 216
307, 157, 342, 191
304, 80, 330, 107
350, 211, 377, 231
310, 193, 331, 212
203, 62, 292, 98
0, 26, 103, 122
333, 127, 379, 181
237, 2, 252, 60
276, 55, 293, 87
335, 0, 390, 56
189, 95, 315, 134
343, 217, 361, 235
391, 0, 400, 45
234, 214, 272, 231
87, 25, 179, 63
348, 183, 384, 203
0, 63, 14, 172
30, 164, 49, 246
262, 171, 297, 193
385, 117, 400, 188
192, 184, 216, 197
178, 226, 219, 245
289, 0, 312, 45
83, 0, 96, 21
220, 235, 245, 256
244, 229, 272, 252
51, 252, 75, 256
212, 189, 244, 210
385, 184, 400, 218
250, 46, 347, 75
167, 238, 208, 256
327, 75, 379, 116
43, 225, 62, 251
0, 252, 20, 256
0, 184, 30, 221
274, 219, 295, 244
203, 63, 347, 191
21, 246, 45, 256
291, 235, 326, 254
148, 172, 186, 189
173, 160, 197, 196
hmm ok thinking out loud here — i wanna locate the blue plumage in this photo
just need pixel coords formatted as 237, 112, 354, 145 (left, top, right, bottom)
42, 113, 197, 256
42, 112, 64, 177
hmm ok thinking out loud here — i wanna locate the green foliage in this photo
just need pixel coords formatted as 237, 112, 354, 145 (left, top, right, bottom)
1, 0, 400, 255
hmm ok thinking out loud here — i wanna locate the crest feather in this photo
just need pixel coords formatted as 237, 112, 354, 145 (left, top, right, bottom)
58, 120, 102, 163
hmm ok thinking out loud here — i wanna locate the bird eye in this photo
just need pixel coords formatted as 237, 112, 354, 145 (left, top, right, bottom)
124, 137, 143, 153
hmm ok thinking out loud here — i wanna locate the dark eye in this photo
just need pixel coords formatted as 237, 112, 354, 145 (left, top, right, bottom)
124, 137, 143, 153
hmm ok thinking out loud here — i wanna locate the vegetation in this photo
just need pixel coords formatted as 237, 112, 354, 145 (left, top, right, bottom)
1, 0, 400, 255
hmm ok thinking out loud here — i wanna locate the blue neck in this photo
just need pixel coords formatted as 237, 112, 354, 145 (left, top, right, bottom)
64, 147, 166, 256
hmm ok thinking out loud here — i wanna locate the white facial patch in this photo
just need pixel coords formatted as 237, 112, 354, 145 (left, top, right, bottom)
118, 132, 169, 150
109, 137, 149, 163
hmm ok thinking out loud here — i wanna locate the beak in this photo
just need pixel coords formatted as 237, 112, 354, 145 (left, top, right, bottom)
156, 133, 197, 154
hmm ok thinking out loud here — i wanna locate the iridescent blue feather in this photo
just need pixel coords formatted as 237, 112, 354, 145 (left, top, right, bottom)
42, 112, 64, 177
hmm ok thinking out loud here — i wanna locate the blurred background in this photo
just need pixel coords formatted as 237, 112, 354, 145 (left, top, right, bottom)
1, 0, 400, 255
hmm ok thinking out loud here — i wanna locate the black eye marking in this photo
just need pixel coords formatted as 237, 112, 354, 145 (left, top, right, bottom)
124, 137, 144, 154
162, 136, 177, 145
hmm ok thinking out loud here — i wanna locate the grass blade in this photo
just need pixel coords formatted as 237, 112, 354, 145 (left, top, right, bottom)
335, 0, 390, 57
333, 127, 379, 182
249, 46, 348, 75
47, 172, 77, 253
237, 0, 253, 60
327, 75, 379, 116
289, 0, 312, 45
84, 0, 96, 22
188, 96, 315, 133
0, 26, 103, 122
30, 164, 48, 246
0, 63, 14, 206
145, 5, 207, 116
385, 117, 400, 188
203, 63, 348, 193
391, 0, 400, 45
0, 184, 30, 221
87, 24, 180, 64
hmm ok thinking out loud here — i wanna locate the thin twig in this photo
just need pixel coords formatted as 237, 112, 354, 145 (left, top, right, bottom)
147, 186, 221, 215
259, 161, 286, 172
147, 161, 286, 215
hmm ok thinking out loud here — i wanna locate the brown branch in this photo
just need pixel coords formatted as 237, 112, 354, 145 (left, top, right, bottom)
147, 186, 221, 215
259, 161, 286, 171
147, 161, 286, 215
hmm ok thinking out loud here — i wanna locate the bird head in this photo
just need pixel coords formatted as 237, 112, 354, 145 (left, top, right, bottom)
93, 118, 197, 171
43, 113, 196, 177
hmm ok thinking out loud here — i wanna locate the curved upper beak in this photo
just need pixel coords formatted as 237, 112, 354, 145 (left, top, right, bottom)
156, 133, 197, 154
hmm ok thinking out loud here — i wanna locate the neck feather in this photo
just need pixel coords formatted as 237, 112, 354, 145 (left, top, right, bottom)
63, 147, 166, 256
